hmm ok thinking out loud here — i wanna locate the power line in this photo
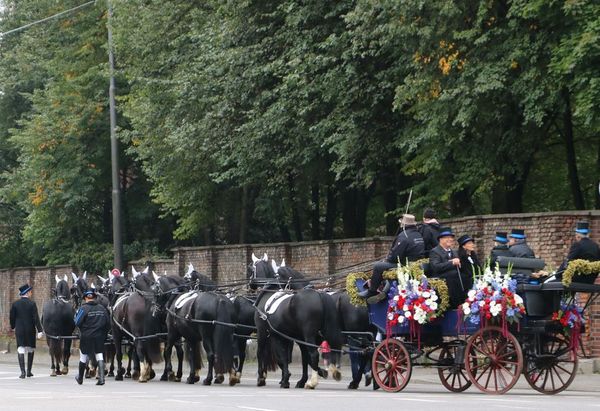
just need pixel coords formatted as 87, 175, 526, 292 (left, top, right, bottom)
0, 0, 96, 38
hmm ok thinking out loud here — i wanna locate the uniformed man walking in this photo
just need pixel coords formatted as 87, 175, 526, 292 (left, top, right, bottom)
9, 284, 43, 379
74, 289, 110, 385
555, 221, 600, 280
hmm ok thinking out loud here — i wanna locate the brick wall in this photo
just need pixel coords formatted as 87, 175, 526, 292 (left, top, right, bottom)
1, 210, 599, 355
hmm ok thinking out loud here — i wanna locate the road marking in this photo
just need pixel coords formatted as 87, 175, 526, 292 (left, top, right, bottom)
392, 398, 444, 403
238, 407, 282, 411
15, 396, 53, 400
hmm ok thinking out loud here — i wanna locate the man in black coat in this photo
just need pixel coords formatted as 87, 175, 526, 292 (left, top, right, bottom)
9, 284, 43, 379
508, 228, 535, 258
358, 214, 425, 303
74, 289, 111, 385
429, 227, 469, 308
555, 221, 600, 280
418, 208, 441, 257
489, 231, 512, 269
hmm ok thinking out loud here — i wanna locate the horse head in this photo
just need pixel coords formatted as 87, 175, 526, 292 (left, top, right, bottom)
185, 263, 216, 291
131, 265, 156, 293
272, 261, 310, 290
70, 272, 89, 308
247, 253, 274, 290
54, 274, 70, 300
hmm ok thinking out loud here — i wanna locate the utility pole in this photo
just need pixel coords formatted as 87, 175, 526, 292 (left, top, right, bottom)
107, 0, 123, 270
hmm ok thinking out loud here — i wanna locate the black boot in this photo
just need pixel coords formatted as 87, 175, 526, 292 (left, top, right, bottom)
18, 354, 26, 379
75, 361, 86, 385
27, 352, 34, 377
96, 361, 105, 386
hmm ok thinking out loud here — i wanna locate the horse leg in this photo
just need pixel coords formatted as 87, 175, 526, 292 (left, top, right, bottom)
295, 344, 309, 388
129, 346, 138, 380
348, 350, 362, 389
305, 346, 323, 389
174, 339, 183, 382
202, 340, 214, 386
50, 354, 57, 377
62, 339, 72, 375
185, 341, 198, 384
114, 337, 125, 381
160, 337, 174, 381
273, 338, 291, 389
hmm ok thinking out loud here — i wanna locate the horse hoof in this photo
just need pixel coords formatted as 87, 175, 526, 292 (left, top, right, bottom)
280, 382, 290, 389
107, 371, 114, 377
364, 374, 372, 387
138, 379, 147, 383
174, 377, 181, 382
348, 381, 359, 389
332, 370, 342, 381
160, 374, 168, 382
295, 381, 305, 389
50, 371, 57, 377
305, 384, 315, 390
202, 378, 212, 386
115, 374, 123, 381
186, 377, 195, 384
56, 370, 62, 376
149, 370, 156, 380
317, 369, 328, 379
62, 367, 69, 375
229, 377, 239, 386
214, 375, 224, 384
131, 371, 139, 381
257, 378, 266, 387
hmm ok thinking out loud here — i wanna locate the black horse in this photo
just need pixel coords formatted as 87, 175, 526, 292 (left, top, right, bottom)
231, 294, 256, 381
42, 275, 75, 376
250, 258, 343, 389
154, 273, 188, 382
111, 267, 163, 382
330, 291, 376, 389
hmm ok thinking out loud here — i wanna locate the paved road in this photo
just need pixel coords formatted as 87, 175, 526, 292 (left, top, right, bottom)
1, 353, 599, 411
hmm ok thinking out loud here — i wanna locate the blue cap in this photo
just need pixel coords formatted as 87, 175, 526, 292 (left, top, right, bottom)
437, 227, 455, 239
509, 229, 526, 239
83, 289, 96, 298
19, 284, 32, 296
494, 232, 508, 244
575, 221, 590, 235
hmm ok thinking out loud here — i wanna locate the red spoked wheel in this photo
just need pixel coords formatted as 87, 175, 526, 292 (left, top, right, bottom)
465, 326, 523, 394
371, 338, 412, 392
437, 343, 473, 392
524, 333, 578, 395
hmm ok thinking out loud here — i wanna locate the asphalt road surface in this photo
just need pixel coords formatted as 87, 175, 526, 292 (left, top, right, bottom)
1, 358, 599, 411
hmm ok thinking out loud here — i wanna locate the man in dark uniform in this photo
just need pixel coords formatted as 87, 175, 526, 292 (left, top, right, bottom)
554, 221, 600, 280
508, 228, 535, 258
9, 284, 43, 379
418, 208, 441, 257
74, 289, 110, 385
489, 231, 512, 269
358, 214, 425, 303
429, 227, 469, 308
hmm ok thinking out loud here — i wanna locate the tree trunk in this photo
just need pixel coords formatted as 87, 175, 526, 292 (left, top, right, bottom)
562, 88, 585, 209
310, 183, 320, 240
342, 187, 357, 238
287, 173, 303, 242
239, 185, 248, 243
596, 140, 600, 209
324, 182, 337, 239
382, 170, 398, 235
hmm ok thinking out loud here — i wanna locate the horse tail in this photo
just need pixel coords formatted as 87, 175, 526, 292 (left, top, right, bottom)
143, 306, 164, 364
256, 316, 277, 373
319, 292, 344, 349
213, 297, 234, 375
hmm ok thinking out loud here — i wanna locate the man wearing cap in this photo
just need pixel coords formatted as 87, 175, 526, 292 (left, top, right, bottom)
358, 214, 425, 303
418, 208, 441, 257
508, 229, 535, 258
429, 227, 469, 308
555, 221, 600, 280
489, 232, 512, 269
74, 289, 110, 385
9, 284, 43, 379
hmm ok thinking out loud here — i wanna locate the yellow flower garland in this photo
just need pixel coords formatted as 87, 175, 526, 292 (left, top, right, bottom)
561, 259, 600, 287
345, 259, 450, 314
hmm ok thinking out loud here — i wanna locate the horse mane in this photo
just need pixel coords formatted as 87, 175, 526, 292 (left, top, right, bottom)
191, 271, 217, 291
276, 266, 310, 289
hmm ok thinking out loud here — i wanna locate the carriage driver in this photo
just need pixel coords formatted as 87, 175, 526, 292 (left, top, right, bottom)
358, 214, 425, 303
74, 289, 110, 386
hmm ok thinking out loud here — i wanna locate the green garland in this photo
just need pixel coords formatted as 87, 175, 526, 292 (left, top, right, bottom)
561, 259, 600, 287
345, 259, 450, 314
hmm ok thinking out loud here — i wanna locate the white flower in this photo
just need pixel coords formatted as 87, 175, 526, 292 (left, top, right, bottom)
463, 306, 471, 315
468, 290, 477, 299
387, 313, 394, 321
490, 304, 502, 316
393, 295, 399, 302
514, 294, 523, 305
479, 301, 485, 307
398, 316, 405, 324
431, 294, 438, 302
422, 291, 431, 298
429, 301, 438, 310
405, 311, 412, 319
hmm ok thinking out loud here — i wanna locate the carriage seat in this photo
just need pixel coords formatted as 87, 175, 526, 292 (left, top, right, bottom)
496, 256, 545, 284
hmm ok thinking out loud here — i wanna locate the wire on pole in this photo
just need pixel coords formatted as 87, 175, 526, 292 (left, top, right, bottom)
0, 0, 96, 38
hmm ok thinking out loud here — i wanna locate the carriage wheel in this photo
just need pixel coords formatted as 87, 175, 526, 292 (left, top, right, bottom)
524, 333, 578, 395
371, 338, 412, 393
437, 343, 472, 392
465, 326, 523, 394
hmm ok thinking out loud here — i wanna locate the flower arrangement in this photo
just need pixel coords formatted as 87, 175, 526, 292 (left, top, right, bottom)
461, 265, 525, 327
552, 301, 584, 335
561, 260, 600, 287
386, 265, 441, 326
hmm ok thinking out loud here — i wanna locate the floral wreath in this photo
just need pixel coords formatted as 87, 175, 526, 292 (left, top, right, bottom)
346, 259, 449, 313
561, 259, 600, 287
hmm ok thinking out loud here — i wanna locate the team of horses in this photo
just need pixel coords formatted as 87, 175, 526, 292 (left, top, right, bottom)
40, 255, 376, 390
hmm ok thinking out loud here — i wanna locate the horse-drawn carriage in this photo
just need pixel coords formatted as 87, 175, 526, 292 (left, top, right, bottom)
356, 260, 600, 395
